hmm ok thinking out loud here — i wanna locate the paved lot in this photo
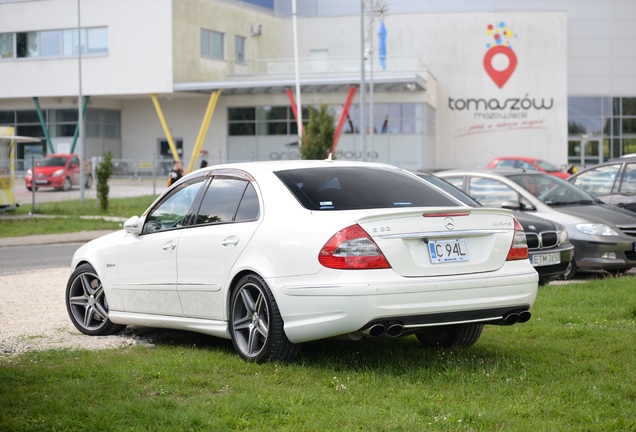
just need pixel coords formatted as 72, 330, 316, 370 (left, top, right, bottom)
13, 177, 166, 207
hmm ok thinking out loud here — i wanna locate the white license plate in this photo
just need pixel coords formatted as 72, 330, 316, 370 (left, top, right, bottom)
428, 239, 469, 263
35, 180, 48, 184
531, 252, 560, 267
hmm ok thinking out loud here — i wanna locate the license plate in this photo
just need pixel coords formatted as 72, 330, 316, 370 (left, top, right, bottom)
35, 180, 48, 184
428, 239, 469, 263
531, 252, 560, 267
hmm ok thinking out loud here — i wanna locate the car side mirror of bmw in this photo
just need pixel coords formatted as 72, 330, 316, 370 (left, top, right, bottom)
501, 200, 521, 211
123, 216, 142, 235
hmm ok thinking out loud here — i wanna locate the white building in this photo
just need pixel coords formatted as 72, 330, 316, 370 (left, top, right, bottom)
0, 0, 634, 173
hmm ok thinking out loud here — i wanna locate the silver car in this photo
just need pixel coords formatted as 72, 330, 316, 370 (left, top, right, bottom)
437, 169, 636, 278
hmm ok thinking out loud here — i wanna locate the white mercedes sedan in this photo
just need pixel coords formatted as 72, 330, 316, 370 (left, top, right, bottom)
66, 160, 538, 362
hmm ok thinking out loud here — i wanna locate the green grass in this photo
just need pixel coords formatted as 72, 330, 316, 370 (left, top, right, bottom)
1, 278, 635, 431
0, 196, 156, 238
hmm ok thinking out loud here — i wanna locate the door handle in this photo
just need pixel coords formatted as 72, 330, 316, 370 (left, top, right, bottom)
222, 235, 240, 246
162, 242, 176, 251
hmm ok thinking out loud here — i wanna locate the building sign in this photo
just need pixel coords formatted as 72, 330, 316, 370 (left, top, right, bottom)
438, 13, 567, 168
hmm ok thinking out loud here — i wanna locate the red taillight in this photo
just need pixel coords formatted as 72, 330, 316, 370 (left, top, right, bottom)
506, 217, 529, 261
319, 224, 391, 269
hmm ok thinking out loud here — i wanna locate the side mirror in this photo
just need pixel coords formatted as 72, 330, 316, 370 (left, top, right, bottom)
123, 216, 142, 234
501, 199, 521, 211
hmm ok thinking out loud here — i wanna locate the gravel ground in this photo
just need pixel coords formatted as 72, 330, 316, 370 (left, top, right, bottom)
0, 267, 151, 358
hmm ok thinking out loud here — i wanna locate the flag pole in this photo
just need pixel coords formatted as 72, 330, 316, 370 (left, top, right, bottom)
292, 0, 302, 154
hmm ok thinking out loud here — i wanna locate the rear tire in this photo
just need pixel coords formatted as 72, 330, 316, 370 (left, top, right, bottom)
229, 273, 299, 363
65, 263, 125, 336
416, 323, 483, 349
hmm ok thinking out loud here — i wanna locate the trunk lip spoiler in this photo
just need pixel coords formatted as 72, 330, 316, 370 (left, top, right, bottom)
379, 229, 508, 240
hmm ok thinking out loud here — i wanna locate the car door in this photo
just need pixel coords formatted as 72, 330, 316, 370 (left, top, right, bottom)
612, 162, 636, 213
176, 175, 261, 320
116, 178, 206, 316
69, 156, 81, 185
569, 163, 620, 205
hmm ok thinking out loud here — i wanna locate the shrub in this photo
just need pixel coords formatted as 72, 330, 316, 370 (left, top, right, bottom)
301, 104, 336, 160
95, 151, 114, 211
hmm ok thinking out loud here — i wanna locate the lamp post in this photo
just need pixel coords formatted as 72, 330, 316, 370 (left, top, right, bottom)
77, 0, 85, 201
292, 0, 302, 153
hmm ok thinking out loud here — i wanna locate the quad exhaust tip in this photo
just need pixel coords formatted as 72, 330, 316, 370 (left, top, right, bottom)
361, 322, 404, 338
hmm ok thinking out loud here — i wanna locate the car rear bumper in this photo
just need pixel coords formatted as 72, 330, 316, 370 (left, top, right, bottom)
271, 261, 538, 343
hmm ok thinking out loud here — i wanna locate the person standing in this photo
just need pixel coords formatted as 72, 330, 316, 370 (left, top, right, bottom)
168, 161, 184, 186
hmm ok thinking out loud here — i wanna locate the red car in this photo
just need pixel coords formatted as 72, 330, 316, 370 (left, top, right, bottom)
25, 154, 93, 191
487, 157, 570, 179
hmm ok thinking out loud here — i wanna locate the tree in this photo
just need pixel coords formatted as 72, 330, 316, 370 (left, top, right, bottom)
95, 151, 114, 211
301, 104, 336, 160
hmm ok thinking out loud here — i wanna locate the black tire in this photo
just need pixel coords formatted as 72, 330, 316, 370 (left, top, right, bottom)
85, 174, 93, 189
563, 261, 578, 280
65, 263, 125, 336
229, 274, 299, 363
416, 323, 483, 349
62, 177, 72, 191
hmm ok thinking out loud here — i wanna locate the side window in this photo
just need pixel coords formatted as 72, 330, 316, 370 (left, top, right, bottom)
495, 160, 515, 169
443, 176, 464, 190
572, 164, 620, 196
619, 163, 636, 194
194, 177, 259, 225
142, 180, 204, 234
517, 161, 538, 171
70, 156, 80, 166
469, 177, 518, 207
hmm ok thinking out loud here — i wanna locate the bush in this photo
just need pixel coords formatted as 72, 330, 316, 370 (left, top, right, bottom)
95, 151, 114, 211
301, 104, 336, 160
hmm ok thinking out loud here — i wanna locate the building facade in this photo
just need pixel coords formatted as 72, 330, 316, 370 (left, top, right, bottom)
0, 0, 633, 173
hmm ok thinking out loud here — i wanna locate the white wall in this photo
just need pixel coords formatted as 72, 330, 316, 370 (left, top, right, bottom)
0, 0, 174, 98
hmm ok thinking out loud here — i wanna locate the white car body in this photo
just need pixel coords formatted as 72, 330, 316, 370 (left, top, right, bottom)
67, 160, 538, 362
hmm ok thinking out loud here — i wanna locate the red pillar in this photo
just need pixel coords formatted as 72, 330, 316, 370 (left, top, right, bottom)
331, 85, 359, 154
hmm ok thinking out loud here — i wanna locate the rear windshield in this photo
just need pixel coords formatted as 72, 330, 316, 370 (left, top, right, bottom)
275, 166, 460, 210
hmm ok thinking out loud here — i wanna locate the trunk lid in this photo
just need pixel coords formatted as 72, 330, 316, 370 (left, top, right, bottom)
358, 207, 516, 277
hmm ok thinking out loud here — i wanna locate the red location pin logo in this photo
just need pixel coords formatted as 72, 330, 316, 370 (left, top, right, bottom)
483, 45, 517, 89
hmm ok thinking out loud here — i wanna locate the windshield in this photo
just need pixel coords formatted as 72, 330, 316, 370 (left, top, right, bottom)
534, 160, 561, 172
36, 157, 67, 167
276, 167, 460, 210
509, 173, 597, 205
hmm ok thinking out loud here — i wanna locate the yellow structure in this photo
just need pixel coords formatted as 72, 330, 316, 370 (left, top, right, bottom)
0, 126, 17, 210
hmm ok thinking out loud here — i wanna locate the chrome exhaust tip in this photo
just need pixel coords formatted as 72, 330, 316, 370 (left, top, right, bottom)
362, 323, 385, 338
517, 310, 532, 323
386, 323, 404, 337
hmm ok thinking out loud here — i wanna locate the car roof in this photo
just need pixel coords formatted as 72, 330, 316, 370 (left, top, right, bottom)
436, 168, 548, 177
492, 156, 541, 162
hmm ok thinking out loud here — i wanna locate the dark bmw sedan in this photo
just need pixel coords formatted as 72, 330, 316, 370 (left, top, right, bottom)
416, 173, 574, 284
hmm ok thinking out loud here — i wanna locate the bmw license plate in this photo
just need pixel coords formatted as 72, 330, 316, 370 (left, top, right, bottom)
531, 252, 560, 267
428, 239, 469, 263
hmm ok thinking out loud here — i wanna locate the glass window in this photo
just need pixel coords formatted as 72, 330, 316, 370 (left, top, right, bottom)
0, 33, 14, 59
235, 183, 260, 221
257, 122, 287, 135
568, 97, 602, 117
40, 30, 61, 57
104, 124, 120, 139
104, 110, 120, 123
229, 107, 255, 121
622, 118, 636, 135
622, 98, 636, 116
0, 111, 15, 124
623, 138, 636, 155
87, 27, 108, 54
86, 123, 100, 138
143, 180, 205, 234
86, 109, 101, 122
51, 124, 76, 137
570, 164, 620, 196
468, 177, 518, 207
201, 29, 224, 59
229, 122, 255, 136
62, 29, 88, 56
257, 106, 287, 121
195, 178, 250, 224
275, 167, 458, 211
442, 176, 464, 190
568, 118, 602, 136
16, 110, 42, 123
49, 109, 78, 122
619, 163, 636, 194
17, 125, 44, 137
16, 32, 38, 58
235, 35, 245, 62
310, 49, 329, 72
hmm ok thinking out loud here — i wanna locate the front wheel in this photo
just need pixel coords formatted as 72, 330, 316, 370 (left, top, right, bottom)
65, 263, 125, 336
416, 323, 483, 349
229, 274, 299, 363
62, 177, 72, 191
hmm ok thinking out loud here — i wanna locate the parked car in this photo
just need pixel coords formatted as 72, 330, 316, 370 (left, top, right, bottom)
25, 153, 92, 191
417, 173, 574, 285
437, 169, 636, 278
66, 161, 538, 363
487, 156, 570, 179
567, 156, 636, 213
